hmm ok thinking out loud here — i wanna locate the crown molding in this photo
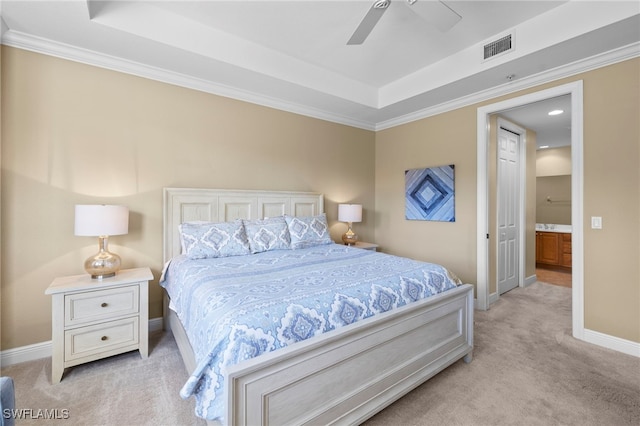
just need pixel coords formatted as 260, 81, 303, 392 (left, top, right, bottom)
1, 30, 377, 131
2, 30, 638, 132
375, 42, 640, 131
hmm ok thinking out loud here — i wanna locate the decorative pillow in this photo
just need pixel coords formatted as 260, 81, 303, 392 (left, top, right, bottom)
179, 220, 250, 259
285, 213, 333, 249
243, 216, 291, 253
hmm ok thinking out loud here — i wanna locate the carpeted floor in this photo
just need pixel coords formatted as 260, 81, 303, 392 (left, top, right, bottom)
1, 329, 204, 425
2, 281, 639, 425
365, 282, 640, 426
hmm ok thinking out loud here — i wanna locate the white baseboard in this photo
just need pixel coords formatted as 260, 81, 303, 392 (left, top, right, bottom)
477, 277, 535, 310
148, 317, 164, 334
0, 340, 52, 367
473, 292, 499, 310
0, 317, 164, 367
582, 328, 640, 358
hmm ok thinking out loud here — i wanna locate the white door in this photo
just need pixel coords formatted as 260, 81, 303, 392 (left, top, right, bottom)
497, 123, 521, 294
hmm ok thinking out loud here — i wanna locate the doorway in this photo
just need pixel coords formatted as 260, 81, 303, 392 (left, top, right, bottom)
500, 96, 573, 290
476, 81, 585, 340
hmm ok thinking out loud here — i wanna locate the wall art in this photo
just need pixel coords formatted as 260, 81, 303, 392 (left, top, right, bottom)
405, 164, 455, 222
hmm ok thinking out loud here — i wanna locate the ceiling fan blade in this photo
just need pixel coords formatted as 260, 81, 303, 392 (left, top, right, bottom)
347, 0, 390, 45
407, 0, 462, 32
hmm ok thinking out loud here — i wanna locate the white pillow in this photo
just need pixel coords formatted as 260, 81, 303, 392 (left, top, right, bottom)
243, 216, 291, 253
285, 213, 332, 249
179, 220, 250, 259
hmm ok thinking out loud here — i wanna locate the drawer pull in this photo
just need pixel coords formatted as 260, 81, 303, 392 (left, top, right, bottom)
101, 336, 108, 341
101, 302, 108, 308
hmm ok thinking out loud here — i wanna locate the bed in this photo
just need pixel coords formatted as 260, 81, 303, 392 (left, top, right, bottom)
161, 187, 474, 425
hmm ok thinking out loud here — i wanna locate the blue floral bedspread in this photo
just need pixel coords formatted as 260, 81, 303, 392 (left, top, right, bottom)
160, 243, 461, 422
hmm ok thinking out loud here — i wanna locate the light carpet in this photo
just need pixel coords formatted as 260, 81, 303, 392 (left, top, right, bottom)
2, 281, 639, 425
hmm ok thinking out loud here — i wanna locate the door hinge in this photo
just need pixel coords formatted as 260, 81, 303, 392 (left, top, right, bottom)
487, 233, 490, 239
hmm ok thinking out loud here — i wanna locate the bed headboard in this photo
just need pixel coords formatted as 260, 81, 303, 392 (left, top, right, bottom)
163, 188, 324, 262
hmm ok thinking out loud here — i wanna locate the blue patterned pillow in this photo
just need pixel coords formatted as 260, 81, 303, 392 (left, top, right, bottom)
285, 214, 333, 249
179, 220, 250, 259
243, 216, 291, 253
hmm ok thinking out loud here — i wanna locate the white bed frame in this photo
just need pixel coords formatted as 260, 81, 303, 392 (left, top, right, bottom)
162, 187, 474, 426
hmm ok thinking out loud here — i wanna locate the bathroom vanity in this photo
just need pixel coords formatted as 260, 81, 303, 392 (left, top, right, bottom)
535, 224, 572, 269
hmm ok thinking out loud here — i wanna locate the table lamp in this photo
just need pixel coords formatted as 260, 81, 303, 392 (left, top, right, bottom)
338, 204, 362, 246
75, 204, 129, 279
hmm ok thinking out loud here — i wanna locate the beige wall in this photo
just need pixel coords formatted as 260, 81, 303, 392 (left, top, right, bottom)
1, 47, 638, 350
376, 58, 639, 343
374, 107, 477, 281
0, 47, 375, 350
536, 146, 572, 224
537, 176, 572, 224
582, 59, 639, 341
537, 146, 572, 177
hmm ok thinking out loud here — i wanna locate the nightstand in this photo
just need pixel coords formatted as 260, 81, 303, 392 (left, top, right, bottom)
45, 267, 153, 383
353, 242, 378, 251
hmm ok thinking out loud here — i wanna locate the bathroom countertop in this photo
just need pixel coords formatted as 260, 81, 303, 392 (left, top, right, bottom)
536, 224, 572, 233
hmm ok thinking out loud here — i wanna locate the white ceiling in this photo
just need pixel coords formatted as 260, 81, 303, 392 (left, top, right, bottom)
1, 1, 639, 132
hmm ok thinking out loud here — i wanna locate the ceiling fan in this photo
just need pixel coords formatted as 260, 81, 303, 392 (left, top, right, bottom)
347, 0, 462, 45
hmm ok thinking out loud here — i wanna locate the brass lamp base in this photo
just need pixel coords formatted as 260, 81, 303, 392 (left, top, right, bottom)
342, 225, 358, 246
85, 236, 121, 279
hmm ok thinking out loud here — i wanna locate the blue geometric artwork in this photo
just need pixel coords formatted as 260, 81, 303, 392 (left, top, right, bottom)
405, 165, 455, 222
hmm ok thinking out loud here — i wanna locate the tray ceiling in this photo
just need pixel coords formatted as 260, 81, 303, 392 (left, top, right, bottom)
1, 1, 638, 129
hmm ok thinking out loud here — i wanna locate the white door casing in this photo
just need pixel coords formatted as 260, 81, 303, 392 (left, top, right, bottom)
476, 81, 584, 343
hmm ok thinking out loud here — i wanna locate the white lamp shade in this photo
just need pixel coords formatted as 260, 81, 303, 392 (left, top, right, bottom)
75, 205, 129, 236
338, 204, 362, 223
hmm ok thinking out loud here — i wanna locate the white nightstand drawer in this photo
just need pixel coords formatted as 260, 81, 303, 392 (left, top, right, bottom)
47, 267, 152, 383
65, 285, 139, 327
64, 317, 139, 361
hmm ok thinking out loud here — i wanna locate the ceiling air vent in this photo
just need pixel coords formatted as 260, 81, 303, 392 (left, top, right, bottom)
484, 33, 514, 60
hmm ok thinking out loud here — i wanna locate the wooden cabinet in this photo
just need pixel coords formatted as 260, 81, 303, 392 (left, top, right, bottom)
537, 232, 560, 265
560, 233, 572, 267
45, 267, 153, 383
536, 232, 571, 269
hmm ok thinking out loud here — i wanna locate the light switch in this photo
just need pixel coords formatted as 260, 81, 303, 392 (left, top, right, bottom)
591, 216, 602, 229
